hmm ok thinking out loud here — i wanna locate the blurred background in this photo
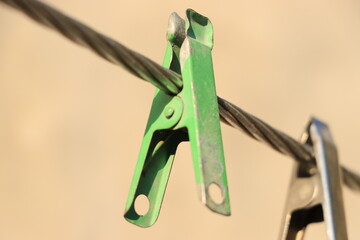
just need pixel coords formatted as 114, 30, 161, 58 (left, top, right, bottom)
0, 0, 360, 239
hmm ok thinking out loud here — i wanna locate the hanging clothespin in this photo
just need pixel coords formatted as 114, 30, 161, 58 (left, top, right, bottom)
279, 118, 348, 240
124, 9, 231, 228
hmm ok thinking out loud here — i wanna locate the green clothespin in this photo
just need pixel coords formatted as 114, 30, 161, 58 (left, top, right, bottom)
124, 9, 230, 228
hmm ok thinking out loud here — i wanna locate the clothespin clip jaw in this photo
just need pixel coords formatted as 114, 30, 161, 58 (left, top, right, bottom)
179, 9, 230, 215
124, 9, 230, 228
279, 117, 348, 240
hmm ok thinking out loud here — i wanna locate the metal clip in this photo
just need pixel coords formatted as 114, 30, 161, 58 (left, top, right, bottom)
124, 9, 230, 228
279, 118, 348, 240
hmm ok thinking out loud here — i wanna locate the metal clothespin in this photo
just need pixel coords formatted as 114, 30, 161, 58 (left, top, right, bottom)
279, 118, 348, 240
124, 9, 231, 228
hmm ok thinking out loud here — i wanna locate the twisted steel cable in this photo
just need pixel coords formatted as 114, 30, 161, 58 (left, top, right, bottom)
1, 0, 360, 191
0, 0, 183, 95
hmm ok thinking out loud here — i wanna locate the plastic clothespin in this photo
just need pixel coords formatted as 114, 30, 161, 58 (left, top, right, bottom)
279, 118, 348, 240
124, 9, 231, 228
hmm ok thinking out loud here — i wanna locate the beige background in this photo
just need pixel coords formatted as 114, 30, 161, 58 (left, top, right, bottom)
1, 0, 360, 239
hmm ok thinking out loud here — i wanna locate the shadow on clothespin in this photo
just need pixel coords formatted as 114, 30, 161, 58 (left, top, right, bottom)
279, 117, 348, 240
124, 9, 231, 228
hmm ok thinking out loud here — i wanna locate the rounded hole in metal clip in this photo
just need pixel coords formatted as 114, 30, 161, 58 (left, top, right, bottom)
208, 183, 224, 205
134, 194, 150, 216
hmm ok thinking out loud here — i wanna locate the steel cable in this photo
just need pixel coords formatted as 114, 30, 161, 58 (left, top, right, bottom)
1, 0, 360, 191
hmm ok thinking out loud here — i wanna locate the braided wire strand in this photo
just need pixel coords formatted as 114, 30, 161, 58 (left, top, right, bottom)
1, 0, 360, 191
0, 0, 183, 95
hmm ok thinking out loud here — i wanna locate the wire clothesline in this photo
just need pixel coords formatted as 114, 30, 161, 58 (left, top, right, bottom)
1, 0, 360, 191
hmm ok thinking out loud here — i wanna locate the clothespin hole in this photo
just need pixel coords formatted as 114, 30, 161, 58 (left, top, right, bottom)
208, 183, 224, 205
134, 194, 150, 216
